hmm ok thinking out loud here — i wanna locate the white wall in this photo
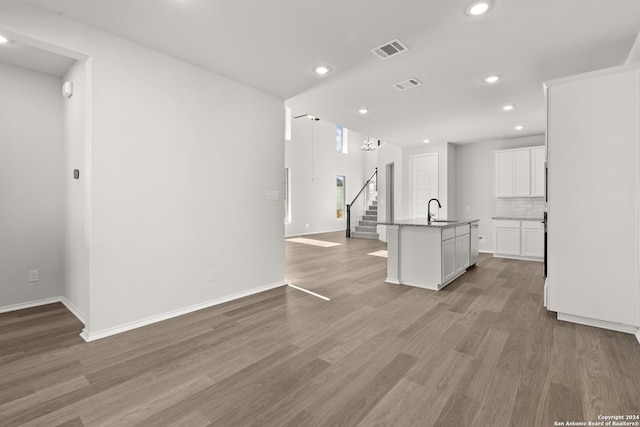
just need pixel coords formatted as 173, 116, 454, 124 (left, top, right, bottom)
454, 134, 545, 252
63, 59, 89, 320
0, 62, 65, 308
285, 114, 371, 237
0, 2, 285, 338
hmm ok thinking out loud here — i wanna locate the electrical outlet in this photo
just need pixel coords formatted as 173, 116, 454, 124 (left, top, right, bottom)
28, 270, 39, 282
208, 269, 215, 282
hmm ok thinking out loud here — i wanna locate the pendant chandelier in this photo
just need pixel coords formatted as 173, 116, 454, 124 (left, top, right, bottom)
361, 137, 377, 151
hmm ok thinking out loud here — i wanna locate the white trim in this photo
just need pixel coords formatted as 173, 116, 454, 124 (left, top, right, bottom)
636, 329, 640, 345
80, 281, 287, 342
0, 297, 62, 314
479, 249, 494, 254
557, 312, 640, 335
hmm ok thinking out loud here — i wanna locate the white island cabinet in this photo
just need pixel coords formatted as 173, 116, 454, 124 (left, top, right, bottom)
381, 219, 479, 291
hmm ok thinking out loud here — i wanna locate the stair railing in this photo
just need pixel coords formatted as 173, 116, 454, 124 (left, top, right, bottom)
346, 168, 377, 238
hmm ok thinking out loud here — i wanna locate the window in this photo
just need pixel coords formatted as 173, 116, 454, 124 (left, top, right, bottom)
284, 168, 291, 223
336, 175, 345, 219
336, 125, 349, 154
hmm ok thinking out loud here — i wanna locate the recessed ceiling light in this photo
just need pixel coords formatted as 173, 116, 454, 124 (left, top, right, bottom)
313, 65, 330, 75
515, 125, 525, 131
0, 35, 9, 44
358, 108, 369, 114
484, 75, 501, 84
503, 104, 515, 111
466, 1, 492, 16
423, 139, 430, 144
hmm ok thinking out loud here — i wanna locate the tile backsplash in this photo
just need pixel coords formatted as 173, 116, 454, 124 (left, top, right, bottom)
496, 197, 545, 219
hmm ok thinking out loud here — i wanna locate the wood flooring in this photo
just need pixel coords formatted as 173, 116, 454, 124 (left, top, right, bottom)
1, 231, 639, 426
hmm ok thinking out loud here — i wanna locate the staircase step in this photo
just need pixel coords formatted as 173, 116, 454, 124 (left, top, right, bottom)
351, 231, 379, 240
371, 200, 377, 205
356, 225, 377, 232
365, 210, 377, 216
363, 215, 377, 221
368, 205, 378, 210
359, 220, 377, 226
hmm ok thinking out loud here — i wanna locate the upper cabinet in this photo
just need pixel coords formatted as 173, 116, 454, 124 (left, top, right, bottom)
495, 146, 545, 198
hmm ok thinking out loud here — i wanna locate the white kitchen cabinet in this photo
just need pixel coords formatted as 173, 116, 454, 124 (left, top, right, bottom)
513, 150, 531, 196
493, 220, 521, 256
493, 219, 543, 261
444, 225, 471, 279
521, 220, 544, 258
456, 233, 471, 274
495, 146, 545, 198
530, 147, 545, 197
442, 237, 456, 283
545, 62, 640, 335
495, 151, 515, 197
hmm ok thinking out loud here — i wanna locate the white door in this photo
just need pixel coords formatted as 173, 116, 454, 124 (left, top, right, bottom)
411, 153, 438, 219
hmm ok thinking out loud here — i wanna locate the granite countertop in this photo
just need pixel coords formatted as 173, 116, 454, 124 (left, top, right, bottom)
378, 218, 480, 228
492, 216, 544, 221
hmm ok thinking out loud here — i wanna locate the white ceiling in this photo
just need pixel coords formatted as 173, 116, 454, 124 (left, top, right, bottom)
13, 0, 640, 146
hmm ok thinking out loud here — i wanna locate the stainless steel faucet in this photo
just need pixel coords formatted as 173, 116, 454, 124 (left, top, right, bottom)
427, 198, 441, 222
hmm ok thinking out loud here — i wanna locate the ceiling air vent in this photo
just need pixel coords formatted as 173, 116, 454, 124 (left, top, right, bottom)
371, 39, 409, 60
393, 78, 422, 91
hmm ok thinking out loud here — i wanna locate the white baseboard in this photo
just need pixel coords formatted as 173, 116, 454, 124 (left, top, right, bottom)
636, 330, 640, 345
557, 312, 639, 336
285, 228, 346, 238
478, 249, 494, 254
0, 297, 63, 314
492, 253, 543, 262
80, 281, 287, 342
0, 296, 86, 325
60, 297, 86, 325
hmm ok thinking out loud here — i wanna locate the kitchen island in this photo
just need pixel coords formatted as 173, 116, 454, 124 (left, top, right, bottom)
379, 219, 479, 291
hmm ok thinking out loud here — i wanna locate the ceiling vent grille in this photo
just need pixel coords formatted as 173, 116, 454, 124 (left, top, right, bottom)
371, 39, 409, 59
393, 78, 422, 91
